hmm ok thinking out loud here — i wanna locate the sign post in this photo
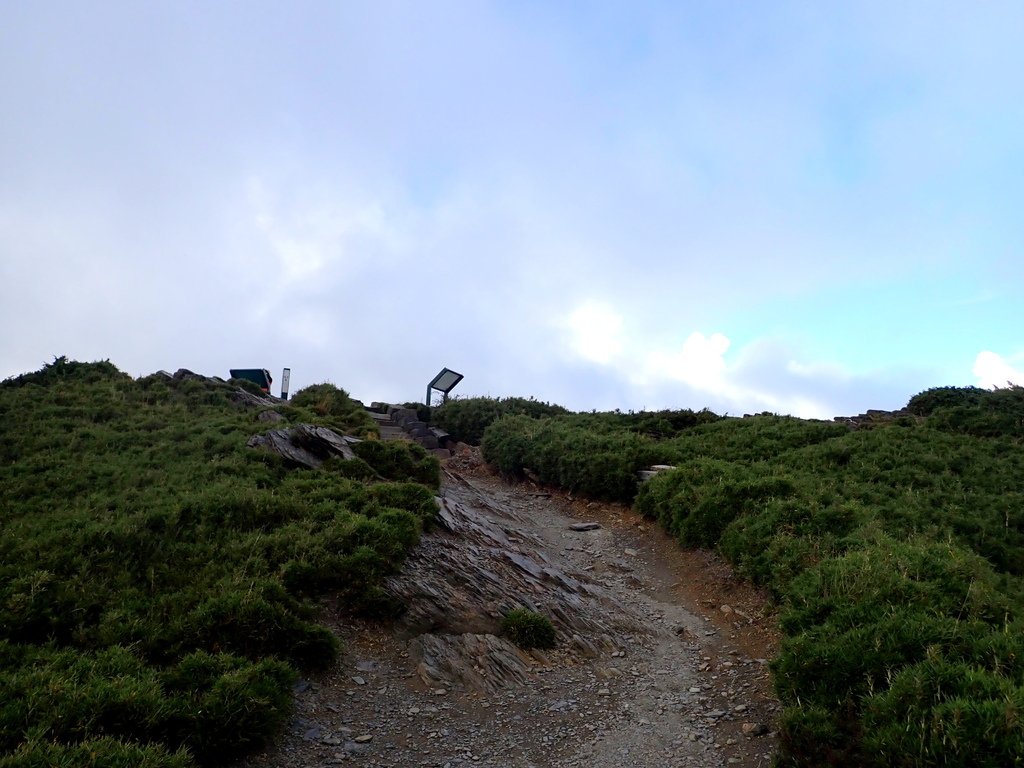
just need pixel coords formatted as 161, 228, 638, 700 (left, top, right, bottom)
426, 367, 464, 406
281, 368, 291, 400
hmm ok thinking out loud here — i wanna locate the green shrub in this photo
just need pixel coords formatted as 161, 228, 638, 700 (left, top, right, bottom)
288, 383, 377, 437
775, 703, 858, 767
351, 439, 440, 488
0, 737, 192, 768
432, 396, 569, 444
501, 609, 556, 649
906, 386, 988, 416
482, 416, 662, 502
862, 658, 1024, 768
166, 656, 295, 763
0, 356, 128, 390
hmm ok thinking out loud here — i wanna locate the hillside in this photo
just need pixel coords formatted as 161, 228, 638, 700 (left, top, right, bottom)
3, 360, 1023, 767
0, 359, 440, 766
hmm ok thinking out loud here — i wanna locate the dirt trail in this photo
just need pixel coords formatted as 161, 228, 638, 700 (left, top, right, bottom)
245, 459, 780, 768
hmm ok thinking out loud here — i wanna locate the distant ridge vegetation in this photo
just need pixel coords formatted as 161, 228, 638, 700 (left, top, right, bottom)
473, 385, 1024, 766
0, 358, 439, 766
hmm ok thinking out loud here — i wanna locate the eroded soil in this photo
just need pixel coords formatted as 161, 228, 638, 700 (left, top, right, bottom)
245, 455, 780, 768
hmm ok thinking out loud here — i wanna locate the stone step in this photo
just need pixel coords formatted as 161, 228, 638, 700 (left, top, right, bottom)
367, 404, 448, 451
379, 425, 410, 441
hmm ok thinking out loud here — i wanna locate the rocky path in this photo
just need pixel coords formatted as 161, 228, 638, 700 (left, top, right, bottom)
245, 457, 780, 768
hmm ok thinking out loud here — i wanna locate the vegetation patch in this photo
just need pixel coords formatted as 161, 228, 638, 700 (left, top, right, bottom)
286, 381, 379, 438
0, 359, 438, 766
477, 405, 720, 503
501, 609, 556, 649
482, 388, 1024, 766
351, 439, 441, 489
430, 396, 570, 444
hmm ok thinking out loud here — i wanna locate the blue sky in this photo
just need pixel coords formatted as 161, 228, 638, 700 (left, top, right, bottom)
2, 1, 1022, 417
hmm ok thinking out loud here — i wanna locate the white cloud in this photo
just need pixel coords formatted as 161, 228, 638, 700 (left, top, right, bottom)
560, 311, 863, 418
551, 307, 936, 419
973, 351, 1024, 389
566, 302, 625, 365
643, 331, 731, 392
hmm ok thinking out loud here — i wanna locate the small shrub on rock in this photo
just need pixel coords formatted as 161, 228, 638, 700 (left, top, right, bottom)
501, 608, 556, 649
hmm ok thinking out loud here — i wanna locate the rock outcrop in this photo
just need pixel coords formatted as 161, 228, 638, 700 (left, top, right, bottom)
246, 424, 359, 468
833, 408, 918, 429
383, 470, 644, 693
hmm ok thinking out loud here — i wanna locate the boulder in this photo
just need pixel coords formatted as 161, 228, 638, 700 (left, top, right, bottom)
247, 424, 359, 468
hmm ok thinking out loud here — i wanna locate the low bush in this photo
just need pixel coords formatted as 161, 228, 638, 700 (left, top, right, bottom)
352, 439, 440, 488
431, 396, 569, 444
288, 383, 378, 438
906, 385, 989, 416
501, 609, 556, 649
482, 416, 662, 502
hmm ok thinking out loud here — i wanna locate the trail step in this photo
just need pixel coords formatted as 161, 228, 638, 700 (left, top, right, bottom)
366, 404, 452, 457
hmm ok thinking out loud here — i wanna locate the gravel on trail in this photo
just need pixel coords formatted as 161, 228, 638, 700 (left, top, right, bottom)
244, 454, 780, 768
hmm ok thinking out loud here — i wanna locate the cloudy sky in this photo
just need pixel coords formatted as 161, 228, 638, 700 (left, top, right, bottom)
2, 1, 1022, 418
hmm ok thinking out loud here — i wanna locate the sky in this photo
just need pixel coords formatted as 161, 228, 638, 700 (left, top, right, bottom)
2, 1, 1023, 419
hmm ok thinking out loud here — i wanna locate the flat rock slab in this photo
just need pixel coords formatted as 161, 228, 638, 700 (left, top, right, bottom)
246, 424, 357, 468
569, 522, 602, 531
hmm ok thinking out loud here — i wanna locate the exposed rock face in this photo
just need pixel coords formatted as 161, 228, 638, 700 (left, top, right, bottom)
246, 424, 358, 468
229, 388, 280, 409
383, 470, 644, 692
833, 408, 918, 429
410, 633, 538, 691
155, 368, 282, 410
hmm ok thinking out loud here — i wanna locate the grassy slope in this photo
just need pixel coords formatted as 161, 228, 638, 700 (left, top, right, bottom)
476, 390, 1024, 767
0, 358, 439, 767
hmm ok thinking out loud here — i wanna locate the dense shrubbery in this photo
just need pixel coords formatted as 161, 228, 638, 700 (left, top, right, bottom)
0, 360, 437, 766
287, 382, 379, 438
906, 385, 989, 416
926, 385, 1024, 439
433, 395, 719, 446
562, 406, 722, 438
482, 415, 663, 502
351, 439, 440, 489
483, 388, 1024, 766
430, 396, 570, 444
481, 412, 831, 505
